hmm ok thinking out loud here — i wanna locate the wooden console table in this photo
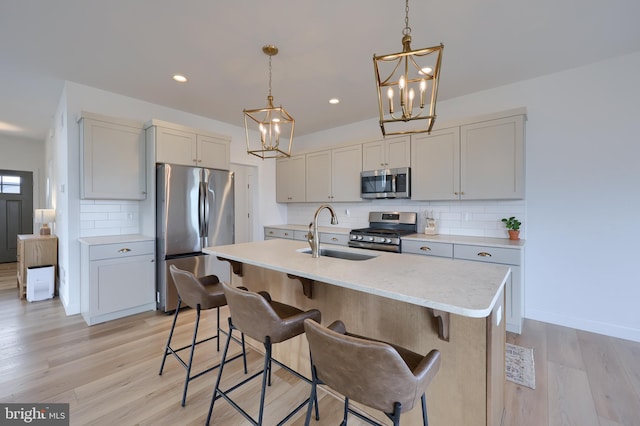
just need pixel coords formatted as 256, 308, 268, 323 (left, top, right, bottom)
17, 234, 58, 299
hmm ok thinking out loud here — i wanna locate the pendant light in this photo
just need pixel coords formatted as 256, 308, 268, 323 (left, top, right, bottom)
244, 45, 295, 159
373, 0, 444, 136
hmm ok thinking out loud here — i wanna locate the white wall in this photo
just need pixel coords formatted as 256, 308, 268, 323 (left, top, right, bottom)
49, 52, 640, 342
295, 51, 640, 342
0, 134, 44, 211
55, 82, 286, 315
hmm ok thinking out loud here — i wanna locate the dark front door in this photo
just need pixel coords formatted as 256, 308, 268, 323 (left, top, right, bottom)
0, 170, 33, 263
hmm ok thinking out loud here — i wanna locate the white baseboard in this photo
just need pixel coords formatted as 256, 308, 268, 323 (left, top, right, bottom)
526, 309, 640, 343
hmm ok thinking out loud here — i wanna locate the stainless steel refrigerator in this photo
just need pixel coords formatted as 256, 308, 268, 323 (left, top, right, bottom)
156, 163, 234, 312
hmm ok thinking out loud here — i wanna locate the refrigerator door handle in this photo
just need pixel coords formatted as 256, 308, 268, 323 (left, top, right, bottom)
203, 181, 210, 246
198, 181, 206, 239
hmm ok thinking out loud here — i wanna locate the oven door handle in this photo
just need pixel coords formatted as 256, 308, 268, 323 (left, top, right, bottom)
391, 174, 396, 193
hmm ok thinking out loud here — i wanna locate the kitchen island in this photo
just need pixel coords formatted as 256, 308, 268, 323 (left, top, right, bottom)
204, 239, 510, 425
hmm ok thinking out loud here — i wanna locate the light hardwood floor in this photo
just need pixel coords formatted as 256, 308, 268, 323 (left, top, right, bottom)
1, 262, 639, 425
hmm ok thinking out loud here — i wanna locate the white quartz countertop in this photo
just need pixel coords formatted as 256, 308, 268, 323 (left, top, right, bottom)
204, 239, 510, 318
403, 233, 525, 248
265, 224, 524, 247
78, 234, 154, 245
265, 224, 351, 235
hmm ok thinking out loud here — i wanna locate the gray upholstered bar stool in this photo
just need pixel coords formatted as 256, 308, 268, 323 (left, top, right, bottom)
206, 282, 321, 426
303, 319, 441, 426
159, 265, 247, 407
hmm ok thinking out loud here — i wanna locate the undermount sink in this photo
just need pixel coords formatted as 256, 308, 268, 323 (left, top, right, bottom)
297, 247, 377, 261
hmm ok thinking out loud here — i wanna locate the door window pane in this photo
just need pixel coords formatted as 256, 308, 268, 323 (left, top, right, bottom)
0, 175, 22, 194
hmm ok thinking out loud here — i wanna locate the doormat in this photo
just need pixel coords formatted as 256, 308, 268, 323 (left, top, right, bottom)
506, 343, 536, 389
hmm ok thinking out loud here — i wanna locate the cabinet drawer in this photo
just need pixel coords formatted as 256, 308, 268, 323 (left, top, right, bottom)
402, 240, 453, 258
264, 228, 294, 239
294, 230, 309, 241
454, 244, 521, 265
89, 240, 155, 261
320, 232, 349, 246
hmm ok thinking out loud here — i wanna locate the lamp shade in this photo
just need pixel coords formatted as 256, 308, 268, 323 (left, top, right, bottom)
35, 209, 55, 224
35, 209, 55, 235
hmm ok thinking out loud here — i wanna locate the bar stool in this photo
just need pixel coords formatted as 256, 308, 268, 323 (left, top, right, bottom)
159, 265, 247, 407
206, 282, 321, 426
303, 319, 441, 426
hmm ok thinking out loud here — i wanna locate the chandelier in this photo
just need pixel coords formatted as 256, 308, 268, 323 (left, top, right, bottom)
244, 45, 295, 159
373, 0, 444, 136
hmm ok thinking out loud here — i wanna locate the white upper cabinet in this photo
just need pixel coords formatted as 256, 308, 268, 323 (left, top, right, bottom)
148, 119, 230, 170
332, 145, 362, 201
460, 115, 525, 199
305, 150, 332, 202
411, 127, 460, 201
79, 112, 146, 200
362, 136, 411, 170
412, 111, 525, 200
276, 155, 306, 203
306, 145, 362, 202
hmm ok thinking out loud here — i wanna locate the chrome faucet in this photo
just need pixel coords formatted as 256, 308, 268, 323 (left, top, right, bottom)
307, 204, 338, 258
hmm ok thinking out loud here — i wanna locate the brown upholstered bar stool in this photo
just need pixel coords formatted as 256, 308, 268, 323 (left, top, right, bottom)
303, 319, 441, 426
159, 265, 247, 407
206, 282, 321, 426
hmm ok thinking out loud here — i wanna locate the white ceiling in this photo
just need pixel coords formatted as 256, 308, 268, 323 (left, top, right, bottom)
2, 0, 640, 141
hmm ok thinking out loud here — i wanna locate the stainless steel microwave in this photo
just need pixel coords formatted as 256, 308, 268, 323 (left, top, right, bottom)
360, 167, 410, 199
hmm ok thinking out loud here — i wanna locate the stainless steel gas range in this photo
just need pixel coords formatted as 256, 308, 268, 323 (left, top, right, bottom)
348, 212, 417, 253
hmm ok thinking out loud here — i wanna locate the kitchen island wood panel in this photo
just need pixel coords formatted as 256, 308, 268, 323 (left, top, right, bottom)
205, 239, 509, 426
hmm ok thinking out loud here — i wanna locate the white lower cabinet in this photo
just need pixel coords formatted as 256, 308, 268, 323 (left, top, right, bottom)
80, 237, 155, 326
453, 244, 523, 334
264, 227, 348, 246
264, 227, 295, 240
404, 239, 524, 334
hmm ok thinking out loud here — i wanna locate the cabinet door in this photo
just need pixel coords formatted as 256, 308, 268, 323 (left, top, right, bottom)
90, 254, 155, 315
460, 115, 524, 199
385, 136, 411, 169
276, 155, 306, 202
362, 140, 386, 170
362, 136, 410, 170
411, 127, 460, 200
505, 266, 522, 334
80, 118, 146, 200
155, 126, 198, 166
331, 145, 362, 202
306, 150, 332, 202
197, 134, 230, 169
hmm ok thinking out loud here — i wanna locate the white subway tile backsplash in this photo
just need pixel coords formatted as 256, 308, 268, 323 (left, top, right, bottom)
79, 200, 141, 238
284, 199, 526, 239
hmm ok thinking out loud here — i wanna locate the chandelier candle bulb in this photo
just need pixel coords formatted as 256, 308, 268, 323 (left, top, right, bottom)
408, 89, 415, 113
387, 88, 394, 113
420, 79, 426, 107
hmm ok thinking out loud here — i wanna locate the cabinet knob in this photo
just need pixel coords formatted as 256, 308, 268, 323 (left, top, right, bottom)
477, 252, 492, 257
420, 246, 432, 251
118, 248, 132, 253
331, 237, 338, 241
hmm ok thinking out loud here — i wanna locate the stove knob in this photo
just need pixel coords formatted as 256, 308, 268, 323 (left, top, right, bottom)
367, 236, 374, 242
385, 238, 392, 243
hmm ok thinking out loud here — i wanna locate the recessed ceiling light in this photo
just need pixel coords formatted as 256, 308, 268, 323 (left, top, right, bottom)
173, 74, 188, 83
329, 98, 340, 104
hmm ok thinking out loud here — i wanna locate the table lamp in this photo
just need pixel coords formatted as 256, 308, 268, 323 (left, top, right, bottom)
35, 209, 55, 235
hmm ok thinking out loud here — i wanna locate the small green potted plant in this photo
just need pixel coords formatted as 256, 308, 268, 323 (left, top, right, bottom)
501, 216, 522, 240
